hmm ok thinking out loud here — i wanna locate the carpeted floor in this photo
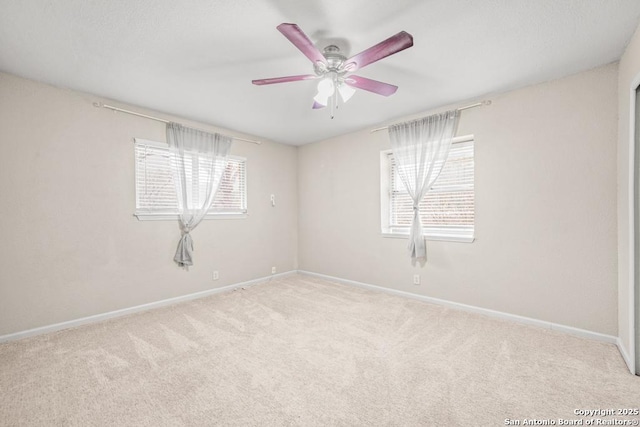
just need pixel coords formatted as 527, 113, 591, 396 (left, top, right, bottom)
1, 274, 638, 426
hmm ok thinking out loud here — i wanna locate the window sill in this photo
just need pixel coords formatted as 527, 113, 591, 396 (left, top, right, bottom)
134, 213, 248, 221
381, 232, 475, 243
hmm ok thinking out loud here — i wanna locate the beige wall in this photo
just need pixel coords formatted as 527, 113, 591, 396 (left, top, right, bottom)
0, 72, 298, 336
617, 23, 640, 366
0, 62, 622, 339
298, 63, 619, 336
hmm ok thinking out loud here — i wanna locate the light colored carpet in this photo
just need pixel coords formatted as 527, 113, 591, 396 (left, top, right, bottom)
0, 274, 638, 426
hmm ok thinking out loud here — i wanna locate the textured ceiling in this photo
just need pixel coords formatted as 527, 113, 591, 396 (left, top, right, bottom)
1, 0, 640, 145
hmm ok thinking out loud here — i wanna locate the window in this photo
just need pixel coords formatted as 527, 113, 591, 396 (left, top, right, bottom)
134, 138, 247, 220
380, 135, 474, 242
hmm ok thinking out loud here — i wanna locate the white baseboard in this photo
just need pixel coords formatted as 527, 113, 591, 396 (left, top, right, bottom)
617, 337, 635, 374
0, 270, 296, 343
298, 270, 618, 346
1, 269, 625, 361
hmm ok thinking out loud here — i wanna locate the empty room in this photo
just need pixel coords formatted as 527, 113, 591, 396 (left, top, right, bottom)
2, 1, 640, 425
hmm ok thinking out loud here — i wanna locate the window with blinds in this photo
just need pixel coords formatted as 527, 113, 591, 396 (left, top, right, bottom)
381, 136, 474, 241
134, 139, 247, 219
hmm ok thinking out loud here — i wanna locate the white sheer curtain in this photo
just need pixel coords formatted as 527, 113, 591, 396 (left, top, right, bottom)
388, 110, 460, 260
167, 123, 232, 268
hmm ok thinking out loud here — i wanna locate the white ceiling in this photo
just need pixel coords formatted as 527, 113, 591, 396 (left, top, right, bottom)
1, 1, 640, 145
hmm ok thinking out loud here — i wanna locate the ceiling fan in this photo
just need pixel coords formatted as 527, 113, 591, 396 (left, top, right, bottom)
252, 23, 414, 118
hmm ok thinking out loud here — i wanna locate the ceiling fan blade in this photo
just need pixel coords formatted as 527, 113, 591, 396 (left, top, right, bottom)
345, 75, 398, 96
277, 23, 327, 66
252, 74, 318, 85
343, 31, 413, 72
312, 101, 326, 109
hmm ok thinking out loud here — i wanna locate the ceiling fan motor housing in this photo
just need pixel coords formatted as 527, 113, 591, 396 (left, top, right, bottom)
315, 45, 348, 76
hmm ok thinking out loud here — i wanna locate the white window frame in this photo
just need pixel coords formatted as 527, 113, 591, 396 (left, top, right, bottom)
380, 135, 475, 243
134, 138, 247, 221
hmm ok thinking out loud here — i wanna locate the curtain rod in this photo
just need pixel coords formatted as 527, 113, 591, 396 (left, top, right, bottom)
93, 102, 262, 145
370, 100, 492, 133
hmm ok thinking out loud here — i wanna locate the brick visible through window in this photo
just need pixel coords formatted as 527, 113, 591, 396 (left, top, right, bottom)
382, 136, 474, 241
134, 139, 246, 218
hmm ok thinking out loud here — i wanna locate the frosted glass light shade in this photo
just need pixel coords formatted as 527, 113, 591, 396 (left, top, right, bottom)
313, 91, 330, 106
314, 77, 336, 106
317, 77, 335, 97
338, 84, 356, 103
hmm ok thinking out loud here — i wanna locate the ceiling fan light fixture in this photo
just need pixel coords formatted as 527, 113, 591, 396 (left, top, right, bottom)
316, 76, 335, 98
313, 76, 336, 106
338, 83, 356, 103
313, 92, 330, 107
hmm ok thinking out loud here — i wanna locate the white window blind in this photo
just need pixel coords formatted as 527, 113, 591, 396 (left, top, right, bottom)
383, 137, 474, 241
134, 139, 246, 219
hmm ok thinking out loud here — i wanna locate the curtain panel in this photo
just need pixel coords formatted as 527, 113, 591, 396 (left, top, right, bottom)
167, 123, 232, 268
388, 110, 460, 260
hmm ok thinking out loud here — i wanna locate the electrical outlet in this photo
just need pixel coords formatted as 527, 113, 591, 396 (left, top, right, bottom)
213, 271, 219, 280
413, 274, 420, 285
271, 266, 276, 274
270, 194, 276, 207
